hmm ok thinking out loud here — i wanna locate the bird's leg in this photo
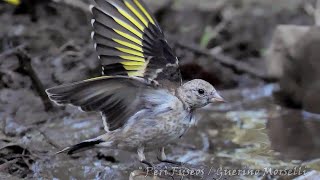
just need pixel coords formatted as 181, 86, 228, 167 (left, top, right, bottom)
157, 147, 183, 166
137, 147, 153, 168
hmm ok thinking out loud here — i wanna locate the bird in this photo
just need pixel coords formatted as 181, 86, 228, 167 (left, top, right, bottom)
46, 0, 225, 167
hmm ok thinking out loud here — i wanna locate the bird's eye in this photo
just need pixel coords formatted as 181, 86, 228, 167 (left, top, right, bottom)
198, 89, 205, 95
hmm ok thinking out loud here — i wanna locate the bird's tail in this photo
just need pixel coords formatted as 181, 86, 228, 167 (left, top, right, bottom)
56, 137, 104, 155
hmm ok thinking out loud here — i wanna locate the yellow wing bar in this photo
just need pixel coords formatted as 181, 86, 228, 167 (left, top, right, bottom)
3, 0, 21, 6
132, 0, 155, 25
92, 0, 161, 77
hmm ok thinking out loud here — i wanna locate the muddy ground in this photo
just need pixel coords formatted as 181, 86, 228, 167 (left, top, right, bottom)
1, 0, 320, 179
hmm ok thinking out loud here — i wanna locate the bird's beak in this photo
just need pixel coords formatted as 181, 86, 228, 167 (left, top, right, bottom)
209, 92, 225, 103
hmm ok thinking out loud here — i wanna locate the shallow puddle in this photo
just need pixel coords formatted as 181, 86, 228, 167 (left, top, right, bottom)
2, 84, 320, 179
196, 84, 320, 179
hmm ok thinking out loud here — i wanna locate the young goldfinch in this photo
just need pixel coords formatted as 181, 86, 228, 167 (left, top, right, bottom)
46, 0, 224, 166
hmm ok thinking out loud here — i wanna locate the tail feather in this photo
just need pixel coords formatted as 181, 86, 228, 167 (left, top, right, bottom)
56, 138, 104, 155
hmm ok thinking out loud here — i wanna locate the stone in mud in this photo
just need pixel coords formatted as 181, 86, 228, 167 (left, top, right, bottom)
277, 27, 320, 113
267, 24, 320, 113
266, 25, 309, 79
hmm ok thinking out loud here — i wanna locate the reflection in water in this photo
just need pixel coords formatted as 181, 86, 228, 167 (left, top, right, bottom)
211, 84, 320, 175
268, 110, 320, 161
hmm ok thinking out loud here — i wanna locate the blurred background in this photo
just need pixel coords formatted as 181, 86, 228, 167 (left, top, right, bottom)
1, 0, 320, 179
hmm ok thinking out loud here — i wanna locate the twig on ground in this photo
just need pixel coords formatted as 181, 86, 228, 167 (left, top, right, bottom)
209, 37, 245, 54
58, 40, 81, 52
14, 49, 53, 111
39, 130, 61, 149
210, 20, 228, 40
53, 0, 90, 13
0, 159, 19, 171
0, 43, 28, 59
176, 42, 276, 82
21, 148, 32, 170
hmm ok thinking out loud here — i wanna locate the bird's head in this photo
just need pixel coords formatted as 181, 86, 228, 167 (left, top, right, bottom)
178, 79, 224, 109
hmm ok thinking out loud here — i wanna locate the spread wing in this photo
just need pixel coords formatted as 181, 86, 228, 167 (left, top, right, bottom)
46, 76, 153, 131
91, 0, 182, 85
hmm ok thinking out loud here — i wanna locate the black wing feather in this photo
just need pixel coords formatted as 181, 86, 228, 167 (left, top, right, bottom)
91, 0, 181, 85
46, 76, 152, 131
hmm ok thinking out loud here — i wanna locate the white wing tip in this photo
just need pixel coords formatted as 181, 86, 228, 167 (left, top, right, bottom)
89, 5, 95, 13
78, 107, 85, 112
91, 32, 95, 39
